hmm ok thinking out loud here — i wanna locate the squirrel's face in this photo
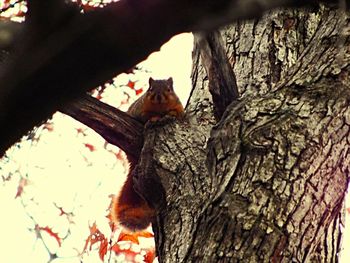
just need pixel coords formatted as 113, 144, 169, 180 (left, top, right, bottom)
146, 77, 175, 105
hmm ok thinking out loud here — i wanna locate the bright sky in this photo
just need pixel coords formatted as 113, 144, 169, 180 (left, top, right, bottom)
0, 33, 193, 263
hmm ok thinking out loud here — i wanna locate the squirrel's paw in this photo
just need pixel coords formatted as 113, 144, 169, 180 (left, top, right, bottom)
145, 115, 176, 129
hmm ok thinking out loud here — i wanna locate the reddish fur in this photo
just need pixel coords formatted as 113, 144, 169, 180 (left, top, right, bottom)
111, 78, 184, 231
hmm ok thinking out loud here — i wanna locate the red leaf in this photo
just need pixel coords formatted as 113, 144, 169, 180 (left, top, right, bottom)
58, 207, 66, 216
110, 243, 123, 254
39, 226, 62, 247
136, 231, 154, 239
83, 222, 107, 254
43, 123, 54, 132
135, 88, 143, 96
76, 128, 86, 136
144, 248, 156, 263
117, 230, 154, 244
84, 143, 96, 152
111, 243, 138, 259
95, 93, 103, 100
118, 232, 139, 244
82, 5, 96, 12
16, 10, 26, 17
127, 80, 136, 90
99, 238, 109, 261
15, 177, 28, 198
114, 150, 124, 161
76, 0, 96, 13
106, 204, 117, 232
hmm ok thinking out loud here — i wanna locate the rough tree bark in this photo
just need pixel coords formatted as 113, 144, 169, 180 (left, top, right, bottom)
144, 5, 350, 263
56, 4, 349, 262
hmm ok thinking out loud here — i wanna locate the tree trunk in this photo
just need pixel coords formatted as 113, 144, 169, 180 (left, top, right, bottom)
147, 5, 350, 262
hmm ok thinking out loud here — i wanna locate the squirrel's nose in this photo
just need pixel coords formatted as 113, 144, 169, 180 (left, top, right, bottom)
156, 94, 162, 103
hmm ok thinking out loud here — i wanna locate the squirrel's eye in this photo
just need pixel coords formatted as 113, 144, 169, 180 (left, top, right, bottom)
167, 88, 171, 92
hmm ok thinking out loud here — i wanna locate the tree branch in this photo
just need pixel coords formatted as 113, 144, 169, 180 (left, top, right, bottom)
0, 20, 22, 51
0, 0, 340, 156
26, 0, 67, 24
194, 30, 239, 120
25, 0, 79, 37
60, 95, 144, 162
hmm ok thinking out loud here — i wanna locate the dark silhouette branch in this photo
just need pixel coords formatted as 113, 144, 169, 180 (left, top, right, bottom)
0, 0, 340, 156
26, 0, 68, 23
60, 94, 144, 162
0, 20, 22, 51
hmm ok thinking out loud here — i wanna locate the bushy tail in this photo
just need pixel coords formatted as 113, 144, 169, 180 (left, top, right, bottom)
111, 172, 155, 232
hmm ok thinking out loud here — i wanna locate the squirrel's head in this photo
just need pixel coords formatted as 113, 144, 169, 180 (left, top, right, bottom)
146, 77, 174, 104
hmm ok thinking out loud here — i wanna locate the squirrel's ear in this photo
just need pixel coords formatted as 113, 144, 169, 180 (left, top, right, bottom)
167, 77, 173, 86
149, 77, 154, 85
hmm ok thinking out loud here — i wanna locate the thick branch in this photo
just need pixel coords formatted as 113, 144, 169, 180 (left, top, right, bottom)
0, 0, 340, 156
194, 30, 239, 120
60, 95, 143, 162
26, 0, 69, 26
0, 21, 22, 51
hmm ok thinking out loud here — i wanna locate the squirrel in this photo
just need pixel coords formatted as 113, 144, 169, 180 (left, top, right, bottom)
111, 77, 184, 232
